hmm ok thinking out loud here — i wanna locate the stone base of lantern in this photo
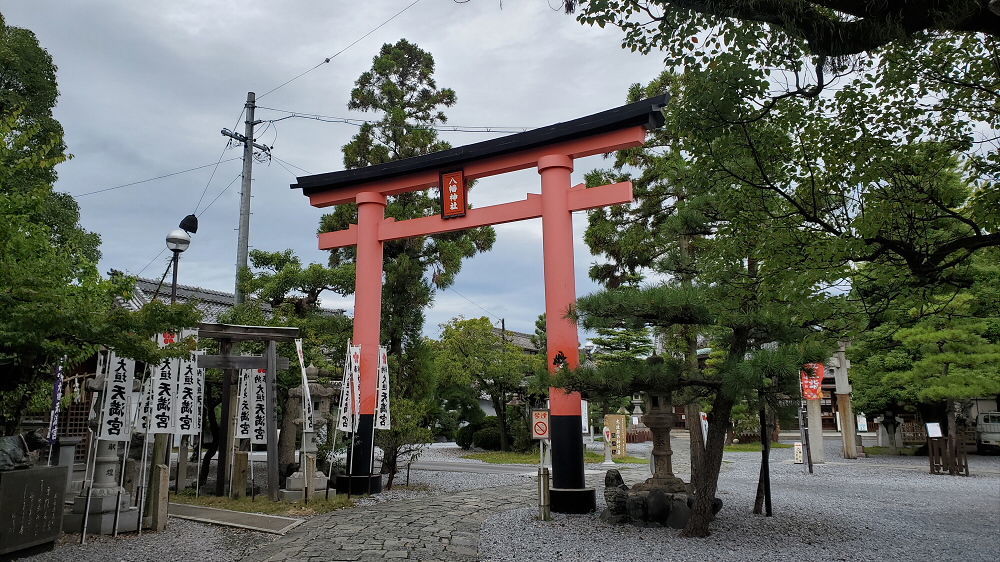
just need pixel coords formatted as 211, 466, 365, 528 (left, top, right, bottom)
600, 469, 721, 528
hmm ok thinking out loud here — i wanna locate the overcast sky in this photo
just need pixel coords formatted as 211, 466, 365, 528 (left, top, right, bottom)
4, 1, 667, 339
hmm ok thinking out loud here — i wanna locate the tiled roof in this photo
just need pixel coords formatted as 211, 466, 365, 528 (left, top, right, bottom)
131, 278, 343, 322
493, 327, 538, 353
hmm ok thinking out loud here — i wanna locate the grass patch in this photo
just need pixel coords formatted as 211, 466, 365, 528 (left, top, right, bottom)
863, 446, 920, 456
461, 450, 648, 465
724, 442, 793, 453
171, 492, 352, 517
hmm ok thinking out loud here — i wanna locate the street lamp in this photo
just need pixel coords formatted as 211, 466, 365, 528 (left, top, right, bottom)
165, 228, 191, 304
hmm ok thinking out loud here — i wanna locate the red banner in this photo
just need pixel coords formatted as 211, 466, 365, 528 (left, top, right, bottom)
440, 170, 467, 219
801, 363, 825, 400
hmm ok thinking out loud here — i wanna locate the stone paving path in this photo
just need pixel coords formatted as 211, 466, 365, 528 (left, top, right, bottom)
251, 483, 535, 561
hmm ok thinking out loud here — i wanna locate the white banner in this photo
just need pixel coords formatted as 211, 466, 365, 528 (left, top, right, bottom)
151, 356, 176, 434
236, 369, 252, 439
133, 371, 153, 436
374, 346, 390, 430
193, 352, 205, 434
98, 351, 135, 441
350, 345, 361, 427
336, 343, 356, 432
251, 369, 268, 445
175, 353, 199, 436
294, 339, 315, 433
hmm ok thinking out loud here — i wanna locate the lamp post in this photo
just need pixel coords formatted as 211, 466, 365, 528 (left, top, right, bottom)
165, 229, 191, 304
148, 226, 192, 529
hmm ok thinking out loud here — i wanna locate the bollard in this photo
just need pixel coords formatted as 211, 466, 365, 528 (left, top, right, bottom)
538, 467, 551, 521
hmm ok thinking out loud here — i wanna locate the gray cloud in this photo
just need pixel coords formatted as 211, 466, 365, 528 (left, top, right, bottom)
5, 1, 665, 339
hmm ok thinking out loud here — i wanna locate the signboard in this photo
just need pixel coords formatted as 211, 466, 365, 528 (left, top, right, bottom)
374, 346, 391, 429
605, 414, 628, 458
531, 409, 550, 440
700, 412, 709, 446
926, 422, 943, 438
581, 399, 589, 433
440, 170, 467, 219
800, 363, 825, 401
98, 351, 135, 441
793, 442, 804, 464
856, 414, 869, 433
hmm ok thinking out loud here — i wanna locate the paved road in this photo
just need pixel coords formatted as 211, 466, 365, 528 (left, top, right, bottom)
408, 460, 537, 475
251, 483, 536, 561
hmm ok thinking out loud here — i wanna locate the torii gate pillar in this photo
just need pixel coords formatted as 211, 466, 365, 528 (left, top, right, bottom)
538, 154, 593, 511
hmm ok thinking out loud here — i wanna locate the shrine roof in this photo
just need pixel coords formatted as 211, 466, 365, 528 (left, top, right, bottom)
292, 94, 668, 196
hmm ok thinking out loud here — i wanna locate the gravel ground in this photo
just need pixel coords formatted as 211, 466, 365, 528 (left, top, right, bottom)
480, 441, 1000, 562
15, 518, 274, 562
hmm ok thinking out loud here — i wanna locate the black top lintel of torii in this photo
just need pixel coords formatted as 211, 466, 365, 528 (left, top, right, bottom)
291, 94, 669, 196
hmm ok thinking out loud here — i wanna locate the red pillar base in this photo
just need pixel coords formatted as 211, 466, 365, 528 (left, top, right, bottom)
550, 487, 596, 514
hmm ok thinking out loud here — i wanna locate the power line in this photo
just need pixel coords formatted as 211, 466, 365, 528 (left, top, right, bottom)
135, 248, 168, 277
130, 171, 240, 277
199, 172, 245, 216
446, 285, 502, 322
257, 0, 425, 100
74, 158, 242, 197
193, 106, 251, 213
258, 106, 532, 134
272, 155, 311, 174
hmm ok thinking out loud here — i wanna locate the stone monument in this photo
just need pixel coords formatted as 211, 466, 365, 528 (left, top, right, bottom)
600, 392, 721, 528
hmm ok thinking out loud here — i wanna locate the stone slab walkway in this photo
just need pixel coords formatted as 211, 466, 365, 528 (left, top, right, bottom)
250, 483, 536, 561
168, 503, 304, 534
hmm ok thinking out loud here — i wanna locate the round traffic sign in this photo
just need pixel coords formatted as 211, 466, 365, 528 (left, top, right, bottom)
533, 420, 548, 437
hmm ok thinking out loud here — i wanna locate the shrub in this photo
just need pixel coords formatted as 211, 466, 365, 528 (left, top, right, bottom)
456, 424, 476, 449
473, 427, 503, 451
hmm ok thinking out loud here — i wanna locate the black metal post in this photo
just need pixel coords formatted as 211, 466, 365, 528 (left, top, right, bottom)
170, 250, 180, 304
758, 403, 772, 516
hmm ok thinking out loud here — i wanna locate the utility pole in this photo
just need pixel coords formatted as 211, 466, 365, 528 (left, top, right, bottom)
221, 92, 270, 305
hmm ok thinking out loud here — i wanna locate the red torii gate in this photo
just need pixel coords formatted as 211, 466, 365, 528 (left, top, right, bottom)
293, 95, 667, 513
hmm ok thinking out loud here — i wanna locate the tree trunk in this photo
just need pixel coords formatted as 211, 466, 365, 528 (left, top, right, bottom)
278, 394, 298, 484
493, 395, 509, 452
682, 393, 735, 537
687, 402, 704, 482
382, 447, 398, 490
199, 394, 220, 486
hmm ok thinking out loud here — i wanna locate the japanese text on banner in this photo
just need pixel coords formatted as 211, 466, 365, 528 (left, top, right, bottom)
98, 351, 135, 441
251, 369, 268, 444
374, 346, 391, 429
336, 344, 355, 432
801, 363, 825, 401
175, 353, 199, 435
236, 369, 252, 439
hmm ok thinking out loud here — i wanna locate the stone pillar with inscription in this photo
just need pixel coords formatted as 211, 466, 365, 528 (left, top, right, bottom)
63, 440, 139, 534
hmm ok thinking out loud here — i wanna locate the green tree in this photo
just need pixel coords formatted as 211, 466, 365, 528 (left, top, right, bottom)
227, 248, 354, 478
317, 39, 495, 476
851, 250, 1000, 455
0, 18, 199, 432
319, 39, 495, 363
558, 71, 838, 536
569, 2, 1000, 285
436, 317, 531, 451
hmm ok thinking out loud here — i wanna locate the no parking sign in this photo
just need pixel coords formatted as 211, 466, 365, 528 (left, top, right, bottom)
531, 409, 550, 440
